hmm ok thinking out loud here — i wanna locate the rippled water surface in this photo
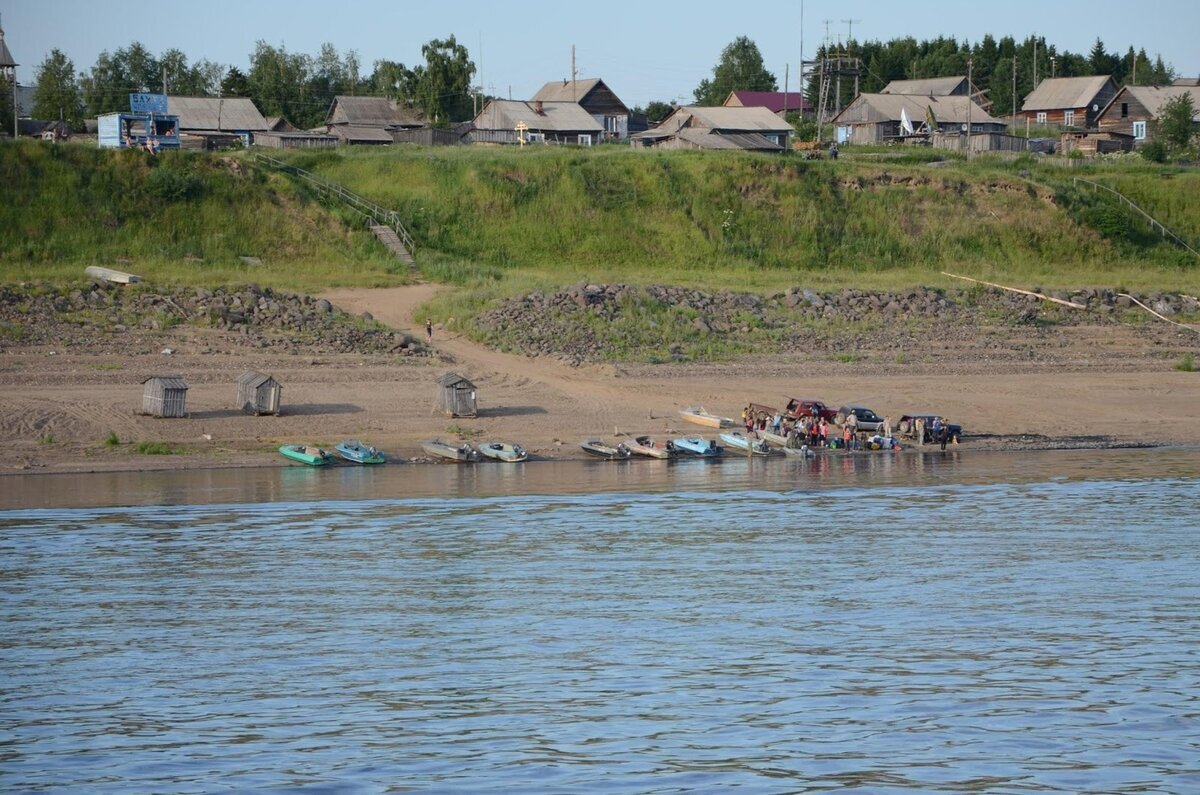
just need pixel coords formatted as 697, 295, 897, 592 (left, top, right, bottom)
2, 450, 1199, 792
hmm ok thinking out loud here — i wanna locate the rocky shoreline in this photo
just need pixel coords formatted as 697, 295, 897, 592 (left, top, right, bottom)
0, 282, 428, 356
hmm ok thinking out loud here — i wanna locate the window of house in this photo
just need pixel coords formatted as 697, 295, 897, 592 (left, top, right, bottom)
1063, 110, 1075, 127
1036, 112, 1047, 124
1121, 103, 1129, 118
1132, 121, 1147, 140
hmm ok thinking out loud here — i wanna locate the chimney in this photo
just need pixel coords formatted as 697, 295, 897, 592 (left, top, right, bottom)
534, 100, 544, 115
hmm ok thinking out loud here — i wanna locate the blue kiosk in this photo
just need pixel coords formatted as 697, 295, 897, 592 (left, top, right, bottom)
98, 93, 180, 151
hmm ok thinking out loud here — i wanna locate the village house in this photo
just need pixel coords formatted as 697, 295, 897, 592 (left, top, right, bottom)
168, 96, 269, 148
880, 76, 971, 97
630, 106, 794, 152
469, 99, 603, 145
322, 95, 426, 145
1096, 84, 1200, 146
723, 90, 811, 117
1019, 75, 1117, 129
531, 78, 631, 141
831, 93, 1005, 145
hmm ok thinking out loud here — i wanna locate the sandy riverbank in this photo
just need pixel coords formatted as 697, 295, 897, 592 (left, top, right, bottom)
2, 285, 1197, 477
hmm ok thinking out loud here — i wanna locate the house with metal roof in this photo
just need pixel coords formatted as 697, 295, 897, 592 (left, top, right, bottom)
1096, 84, 1200, 146
469, 99, 603, 145
630, 106, 794, 152
532, 78, 631, 140
1020, 75, 1117, 129
167, 96, 268, 148
831, 93, 1005, 144
723, 91, 811, 116
880, 76, 970, 97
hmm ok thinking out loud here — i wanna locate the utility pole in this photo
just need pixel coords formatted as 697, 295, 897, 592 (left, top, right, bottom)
966, 58, 973, 155
1012, 56, 1017, 130
571, 45, 577, 101
162, 65, 167, 96
841, 18, 861, 46
784, 63, 789, 116
1033, 37, 1038, 88
1050, 56, 1056, 79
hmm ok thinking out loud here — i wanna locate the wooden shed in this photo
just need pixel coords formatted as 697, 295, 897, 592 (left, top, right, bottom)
142, 375, 188, 418
237, 371, 282, 415
436, 372, 477, 418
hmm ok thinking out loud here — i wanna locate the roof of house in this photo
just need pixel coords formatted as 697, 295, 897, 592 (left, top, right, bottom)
832, 93, 1002, 125
653, 105, 795, 135
880, 76, 968, 96
530, 77, 628, 108
472, 99, 603, 133
326, 96, 425, 128
438, 371, 473, 387
0, 27, 16, 68
238, 371, 277, 388
168, 96, 268, 132
1021, 75, 1114, 112
1172, 77, 1200, 87
676, 128, 784, 151
1103, 84, 1200, 121
723, 91, 811, 114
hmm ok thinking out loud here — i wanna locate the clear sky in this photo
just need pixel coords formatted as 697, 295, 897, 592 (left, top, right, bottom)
3, 0, 1198, 107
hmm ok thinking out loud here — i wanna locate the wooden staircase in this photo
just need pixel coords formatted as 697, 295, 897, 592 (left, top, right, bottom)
369, 221, 414, 264
253, 153, 417, 267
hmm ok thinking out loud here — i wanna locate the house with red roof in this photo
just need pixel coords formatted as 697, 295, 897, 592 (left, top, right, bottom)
723, 91, 810, 117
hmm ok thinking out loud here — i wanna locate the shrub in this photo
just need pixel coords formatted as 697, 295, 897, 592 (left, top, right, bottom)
104, 431, 120, 447
145, 166, 204, 201
1175, 353, 1196, 372
1140, 140, 1167, 163
134, 441, 174, 455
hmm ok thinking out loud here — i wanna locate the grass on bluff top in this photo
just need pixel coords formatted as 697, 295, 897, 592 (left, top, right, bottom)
283, 144, 1198, 296
0, 140, 409, 291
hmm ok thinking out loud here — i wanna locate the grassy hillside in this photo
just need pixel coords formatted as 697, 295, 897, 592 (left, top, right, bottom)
0, 140, 407, 290
284, 145, 1199, 295
2, 140, 1196, 302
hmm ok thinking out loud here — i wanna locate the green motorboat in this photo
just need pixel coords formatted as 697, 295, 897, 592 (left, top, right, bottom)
279, 444, 332, 466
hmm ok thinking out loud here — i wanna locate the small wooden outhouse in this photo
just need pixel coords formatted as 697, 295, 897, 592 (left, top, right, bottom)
237, 371, 282, 415
436, 372, 477, 417
142, 375, 188, 418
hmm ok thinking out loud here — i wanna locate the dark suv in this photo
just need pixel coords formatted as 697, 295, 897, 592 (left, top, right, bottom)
835, 405, 887, 433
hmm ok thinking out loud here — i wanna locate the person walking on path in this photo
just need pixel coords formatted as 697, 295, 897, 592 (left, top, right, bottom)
425, 320, 433, 342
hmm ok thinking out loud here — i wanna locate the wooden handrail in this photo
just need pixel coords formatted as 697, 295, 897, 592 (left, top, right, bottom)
253, 153, 415, 255
1072, 177, 1198, 258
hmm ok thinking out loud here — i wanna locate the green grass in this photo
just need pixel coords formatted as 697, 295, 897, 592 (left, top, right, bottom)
1176, 353, 1196, 372
103, 431, 120, 447
133, 441, 174, 455
0, 140, 410, 292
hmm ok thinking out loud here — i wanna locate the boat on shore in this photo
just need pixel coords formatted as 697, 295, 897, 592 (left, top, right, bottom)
679, 406, 735, 429
279, 444, 332, 466
580, 440, 631, 460
783, 444, 815, 458
627, 435, 674, 459
334, 439, 386, 464
756, 429, 793, 448
719, 431, 777, 456
479, 441, 528, 462
421, 439, 479, 462
672, 437, 724, 457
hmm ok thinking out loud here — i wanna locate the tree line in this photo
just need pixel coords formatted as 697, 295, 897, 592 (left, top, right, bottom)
9, 36, 477, 132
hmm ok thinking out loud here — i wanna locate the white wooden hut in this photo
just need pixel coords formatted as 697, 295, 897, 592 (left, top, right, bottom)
142, 375, 188, 418
237, 371, 282, 415
436, 372, 477, 417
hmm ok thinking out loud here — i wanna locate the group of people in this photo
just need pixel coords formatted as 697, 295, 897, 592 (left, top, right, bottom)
743, 409, 842, 449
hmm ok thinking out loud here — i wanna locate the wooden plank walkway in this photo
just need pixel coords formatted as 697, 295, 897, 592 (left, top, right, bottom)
369, 221, 414, 264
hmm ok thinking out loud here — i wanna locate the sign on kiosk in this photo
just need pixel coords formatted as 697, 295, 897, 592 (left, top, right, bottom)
130, 93, 168, 114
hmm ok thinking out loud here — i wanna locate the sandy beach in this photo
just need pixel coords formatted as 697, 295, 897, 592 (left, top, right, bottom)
2, 284, 1198, 476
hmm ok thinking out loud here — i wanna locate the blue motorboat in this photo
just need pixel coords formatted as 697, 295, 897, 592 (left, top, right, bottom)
335, 439, 386, 464
672, 436, 724, 457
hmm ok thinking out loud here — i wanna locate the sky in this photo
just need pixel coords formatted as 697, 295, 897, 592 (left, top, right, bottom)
3, 0, 1198, 108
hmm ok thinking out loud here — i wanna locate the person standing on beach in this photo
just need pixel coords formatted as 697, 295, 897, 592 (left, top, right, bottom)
425, 320, 433, 342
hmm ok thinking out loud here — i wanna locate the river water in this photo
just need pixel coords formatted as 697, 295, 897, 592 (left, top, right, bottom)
2, 448, 1198, 792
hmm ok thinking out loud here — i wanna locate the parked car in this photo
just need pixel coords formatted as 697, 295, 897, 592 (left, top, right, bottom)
835, 405, 887, 433
898, 414, 963, 443
783, 398, 838, 422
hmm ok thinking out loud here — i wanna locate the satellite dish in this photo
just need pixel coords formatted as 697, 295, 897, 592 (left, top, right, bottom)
1092, 103, 1100, 111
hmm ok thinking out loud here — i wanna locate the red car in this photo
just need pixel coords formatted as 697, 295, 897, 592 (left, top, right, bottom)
783, 398, 838, 422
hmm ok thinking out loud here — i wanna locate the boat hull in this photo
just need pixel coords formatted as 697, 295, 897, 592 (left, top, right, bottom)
335, 440, 386, 464
422, 440, 478, 462
719, 432, 777, 456
672, 437, 724, 457
279, 444, 331, 466
580, 440, 631, 460
627, 436, 673, 459
479, 442, 528, 462
679, 406, 735, 429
